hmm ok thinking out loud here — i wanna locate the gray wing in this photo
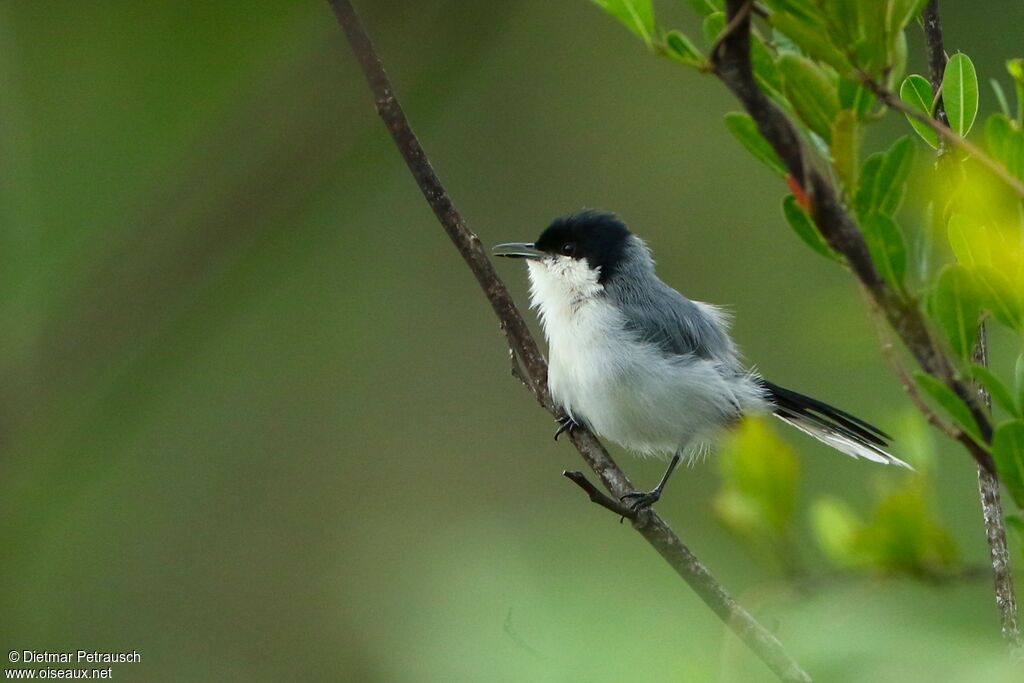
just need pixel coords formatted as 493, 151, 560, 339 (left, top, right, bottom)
607, 276, 737, 365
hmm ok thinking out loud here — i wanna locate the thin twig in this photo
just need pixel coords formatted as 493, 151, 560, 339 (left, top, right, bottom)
563, 470, 638, 521
977, 431, 1023, 654
710, 0, 754, 63
328, 2, 813, 681
921, 0, 949, 156
867, 292, 992, 462
921, 3, 948, 103
868, 299, 962, 440
973, 325, 1023, 649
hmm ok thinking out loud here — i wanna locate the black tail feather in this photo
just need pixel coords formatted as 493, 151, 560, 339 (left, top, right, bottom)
761, 380, 891, 448
761, 379, 909, 467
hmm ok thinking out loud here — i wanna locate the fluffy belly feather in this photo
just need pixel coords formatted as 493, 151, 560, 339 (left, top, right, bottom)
545, 300, 745, 458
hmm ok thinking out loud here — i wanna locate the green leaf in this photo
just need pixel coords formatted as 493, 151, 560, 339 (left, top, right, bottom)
815, 411, 960, 575
839, 78, 875, 119
888, 28, 908, 87
876, 136, 915, 215
762, 0, 824, 24
811, 497, 864, 567
778, 54, 841, 142
771, 27, 799, 55
664, 30, 704, 66
929, 264, 981, 361
701, 11, 725, 45
970, 364, 1021, 417
899, 75, 939, 148
1017, 354, 1024, 414
591, 0, 656, 48
782, 195, 841, 261
913, 202, 935, 282
823, 0, 861, 45
713, 417, 799, 537
891, 0, 930, 31
993, 420, 1024, 508
943, 53, 979, 137
1009, 58, 1024, 82
854, 153, 883, 218
751, 34, 783, 96
1010, 59, 1024, 126
724, 112, 787, 177
861, 213, 907, 289
684, 0, 722, 16
946, 214, 990, 266
850, 36, 881, 74
900, 74, 933, 113
898, 407, 937, 472
985, 113, 1024, 180
1007, 515, 1024, 549
831, 109, 860, 192
854, 485, 959, 573
914, 372, 983, 442
769, 13, 850, 74
991, 79, 1012, 118
853, 137, 914, 220
975, 265, 1024, 331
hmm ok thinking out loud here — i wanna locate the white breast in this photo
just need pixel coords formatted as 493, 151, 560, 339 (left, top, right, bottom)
527, 258, 751, 459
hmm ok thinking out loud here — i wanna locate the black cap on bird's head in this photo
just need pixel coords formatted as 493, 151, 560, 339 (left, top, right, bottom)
493, 210, 633, 283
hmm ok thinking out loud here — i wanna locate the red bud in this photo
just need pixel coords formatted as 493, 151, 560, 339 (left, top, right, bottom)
786, 175, 811, 212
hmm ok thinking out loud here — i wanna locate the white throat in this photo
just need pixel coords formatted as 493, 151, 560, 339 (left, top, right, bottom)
526, 256, 604, 328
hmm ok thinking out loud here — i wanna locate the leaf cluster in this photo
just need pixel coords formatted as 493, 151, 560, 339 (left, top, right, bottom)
714, 416, 960, 578
592, 0, 1024, 562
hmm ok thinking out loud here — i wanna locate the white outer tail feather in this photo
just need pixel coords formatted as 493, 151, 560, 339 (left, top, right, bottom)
772, 413, 914, 469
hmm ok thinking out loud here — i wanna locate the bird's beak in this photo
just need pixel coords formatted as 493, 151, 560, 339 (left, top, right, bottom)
492, 242, 543, 260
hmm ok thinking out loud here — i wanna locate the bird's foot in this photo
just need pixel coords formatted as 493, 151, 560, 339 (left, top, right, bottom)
618, 453, 681, 513
619, 488, 662, 512
553, 415, 579, 441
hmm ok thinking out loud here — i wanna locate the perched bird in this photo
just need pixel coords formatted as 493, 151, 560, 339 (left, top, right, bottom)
494, 210, 909, 510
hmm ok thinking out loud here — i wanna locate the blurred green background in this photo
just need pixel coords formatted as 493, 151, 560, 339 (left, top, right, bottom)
2, 1, 1023, 680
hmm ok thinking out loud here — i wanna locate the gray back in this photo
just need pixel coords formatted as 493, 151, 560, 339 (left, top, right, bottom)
604, 237, 741, 371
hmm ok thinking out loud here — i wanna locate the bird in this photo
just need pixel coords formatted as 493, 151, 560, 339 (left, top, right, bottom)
494, 210, 909, 511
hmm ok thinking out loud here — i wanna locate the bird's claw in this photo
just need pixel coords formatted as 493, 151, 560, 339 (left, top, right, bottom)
619, 489, 661, 511
553, 415, 579, 441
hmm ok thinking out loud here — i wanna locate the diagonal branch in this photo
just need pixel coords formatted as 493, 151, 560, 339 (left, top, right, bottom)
711, 0, 994, 474
327, 1, 813, 681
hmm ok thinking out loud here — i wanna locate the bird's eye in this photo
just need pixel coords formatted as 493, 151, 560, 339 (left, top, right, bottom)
561, 242, 576, 256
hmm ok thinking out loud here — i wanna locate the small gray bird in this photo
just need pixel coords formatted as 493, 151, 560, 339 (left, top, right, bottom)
494, 210, 909, 511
